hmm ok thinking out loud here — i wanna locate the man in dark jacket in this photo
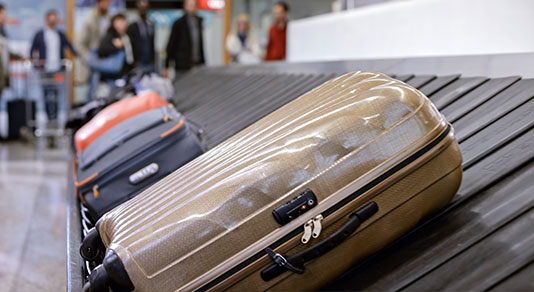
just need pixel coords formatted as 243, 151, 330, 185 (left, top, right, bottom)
164, 0, 205, 79
30, 10, 77, 72
127, 0, 155, 71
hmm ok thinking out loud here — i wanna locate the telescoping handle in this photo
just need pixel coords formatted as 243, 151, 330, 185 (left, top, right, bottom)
261, 201, 378, 281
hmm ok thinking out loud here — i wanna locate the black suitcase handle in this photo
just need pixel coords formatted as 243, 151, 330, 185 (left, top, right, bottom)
261, 201, 378, 281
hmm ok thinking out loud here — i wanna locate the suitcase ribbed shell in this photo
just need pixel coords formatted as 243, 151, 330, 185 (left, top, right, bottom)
98, 71, 453, 291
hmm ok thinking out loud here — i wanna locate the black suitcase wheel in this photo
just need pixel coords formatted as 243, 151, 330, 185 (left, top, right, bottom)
80, 228, 105, 262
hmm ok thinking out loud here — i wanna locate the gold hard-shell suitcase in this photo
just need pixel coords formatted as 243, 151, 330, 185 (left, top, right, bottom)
81, 71, 462, 292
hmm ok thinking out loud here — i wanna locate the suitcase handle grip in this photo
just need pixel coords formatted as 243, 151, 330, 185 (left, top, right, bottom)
261, 201, 378, 281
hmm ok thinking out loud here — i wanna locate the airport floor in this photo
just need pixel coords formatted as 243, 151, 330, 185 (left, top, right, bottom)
0, 139, 68, 292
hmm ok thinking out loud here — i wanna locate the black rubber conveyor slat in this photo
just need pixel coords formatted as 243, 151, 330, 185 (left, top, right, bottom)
405, 75, 437, 88
487, 263, 534, 292
454, 79, 534, 142
395, 74, 415, 82
203, 74, 300, 127
441, 76, 520, 122
429, 77, 488, 109
174, 71, 224, 102
456, 128, 534, 202
460, 99, 534, 169
187, 74, 281, 122
183, 74, 270, 115
205, 74, 310, 145
401, 207, 534, 292
418, 74, 461, 96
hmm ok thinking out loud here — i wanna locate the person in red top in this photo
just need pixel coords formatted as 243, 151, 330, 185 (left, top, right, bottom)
265, 1, 289, 61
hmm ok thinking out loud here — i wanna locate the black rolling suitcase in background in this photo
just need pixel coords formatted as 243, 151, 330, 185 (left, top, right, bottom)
75, 105, 204, 222
1, 99, 35, 140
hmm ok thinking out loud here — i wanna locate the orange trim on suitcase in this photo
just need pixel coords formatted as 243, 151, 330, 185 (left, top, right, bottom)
72, 158, 79, 196
93, 186, 100, 199
75, 172, 99, 187
160, 119, 184, 138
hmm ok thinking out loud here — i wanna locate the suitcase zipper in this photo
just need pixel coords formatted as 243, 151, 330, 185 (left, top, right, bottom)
300, 220, 313, 244
300, 214, 323, 244
311, 215, 323, 238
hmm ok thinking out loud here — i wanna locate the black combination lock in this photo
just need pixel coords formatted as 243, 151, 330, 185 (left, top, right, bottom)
272, 189, 318, 225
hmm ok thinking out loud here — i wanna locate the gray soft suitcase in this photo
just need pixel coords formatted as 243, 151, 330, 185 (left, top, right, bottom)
75, 105, 204, 222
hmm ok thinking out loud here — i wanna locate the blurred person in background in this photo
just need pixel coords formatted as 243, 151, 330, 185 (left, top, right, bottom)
226, 14, 261, 64
127, 0, 155, 71
77, 0, 110, 86
30, 10, 77, 129
0, 3, 9, 137
0, 3, 5, 38
265, 1, 289, 61
164, 0, 205, 80
0, 3, 9, 94
98, 13, 134, 81
0, 4, 22, 95
30, 10, 77, 72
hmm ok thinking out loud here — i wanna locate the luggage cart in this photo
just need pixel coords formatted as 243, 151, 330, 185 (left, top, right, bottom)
30, 59, 73, 147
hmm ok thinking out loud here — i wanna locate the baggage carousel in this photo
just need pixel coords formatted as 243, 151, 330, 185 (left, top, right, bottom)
67, 53, 534, 291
